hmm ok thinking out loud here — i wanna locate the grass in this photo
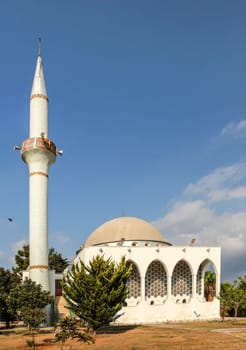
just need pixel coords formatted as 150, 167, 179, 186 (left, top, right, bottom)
0, 319, 246, 349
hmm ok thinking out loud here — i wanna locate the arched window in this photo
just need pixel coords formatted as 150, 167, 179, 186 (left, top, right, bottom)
145, 260, 167, 300
126, 260, 141, 300
196, 264, 203, 295
196, 260, 216, 302
171, 260, 192, 298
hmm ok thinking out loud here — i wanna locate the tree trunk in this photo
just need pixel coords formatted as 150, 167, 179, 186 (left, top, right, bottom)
234, 306, 239, 317
4, 311, 10, 328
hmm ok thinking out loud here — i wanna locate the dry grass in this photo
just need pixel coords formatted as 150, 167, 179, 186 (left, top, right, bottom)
0, 319, 246, 349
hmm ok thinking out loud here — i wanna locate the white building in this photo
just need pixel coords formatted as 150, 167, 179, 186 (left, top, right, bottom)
63, 216, 221, 324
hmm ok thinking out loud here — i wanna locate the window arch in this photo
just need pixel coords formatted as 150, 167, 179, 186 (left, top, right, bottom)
126, 260, 141, 300
171, 260, 192, 298
145, 260, 167, 300
196, 259, 216, 302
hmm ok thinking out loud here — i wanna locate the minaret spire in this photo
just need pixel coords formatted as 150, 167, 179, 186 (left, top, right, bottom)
30, 46, 48, 139
38, 37, 42, 56
30, 53, 47, 101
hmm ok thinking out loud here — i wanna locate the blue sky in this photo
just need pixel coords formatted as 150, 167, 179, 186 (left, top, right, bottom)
0, 0, 246, 281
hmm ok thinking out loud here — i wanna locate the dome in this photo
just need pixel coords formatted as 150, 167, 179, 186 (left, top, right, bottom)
84, 216, 171, 247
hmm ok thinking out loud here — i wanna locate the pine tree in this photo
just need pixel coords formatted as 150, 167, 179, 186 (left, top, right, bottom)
62, 255, 132, 330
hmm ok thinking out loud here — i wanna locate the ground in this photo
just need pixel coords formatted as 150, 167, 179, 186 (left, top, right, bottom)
0, 319, 246, 349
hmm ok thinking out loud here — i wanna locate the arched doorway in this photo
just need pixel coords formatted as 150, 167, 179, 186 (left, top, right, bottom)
196, 259, 216, 301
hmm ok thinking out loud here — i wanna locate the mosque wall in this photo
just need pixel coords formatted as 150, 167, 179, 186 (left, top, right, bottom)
74, 245, 221, 323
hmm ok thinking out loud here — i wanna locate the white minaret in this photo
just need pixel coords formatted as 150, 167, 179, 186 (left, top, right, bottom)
19, 48, 60, 291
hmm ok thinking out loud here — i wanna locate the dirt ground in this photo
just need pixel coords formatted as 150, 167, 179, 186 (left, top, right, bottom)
0, 320, 246, 350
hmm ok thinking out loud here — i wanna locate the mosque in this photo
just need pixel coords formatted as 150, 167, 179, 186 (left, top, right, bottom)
19, 48, 221, 324
55, 216, 221, 323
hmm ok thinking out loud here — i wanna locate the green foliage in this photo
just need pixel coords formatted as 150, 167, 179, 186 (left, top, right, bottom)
13, 244, 68, 274
48, 248, 69, 273
13, 244, 29, 275
220, 276, 246, 318
204, 271, 216, 301
0, 268, 20, 327
55, 316, 94, 349
8, 279, 51, 331
62, 255, 132, 330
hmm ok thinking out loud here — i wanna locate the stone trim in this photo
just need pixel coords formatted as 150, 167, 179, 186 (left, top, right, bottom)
30, 171, 48, 178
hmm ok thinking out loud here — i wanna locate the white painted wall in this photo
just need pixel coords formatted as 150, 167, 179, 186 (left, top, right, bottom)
74, 245, 221, 324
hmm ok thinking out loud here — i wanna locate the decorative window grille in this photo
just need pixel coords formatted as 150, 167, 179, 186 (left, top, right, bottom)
145, 260, 167, 298
126, 261, 141, 299
171, 260, 192, 297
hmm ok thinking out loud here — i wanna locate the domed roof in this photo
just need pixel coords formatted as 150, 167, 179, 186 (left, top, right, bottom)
84, 216, 171, 247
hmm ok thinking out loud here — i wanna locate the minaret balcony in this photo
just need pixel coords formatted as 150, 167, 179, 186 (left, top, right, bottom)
21, 137, 57, 156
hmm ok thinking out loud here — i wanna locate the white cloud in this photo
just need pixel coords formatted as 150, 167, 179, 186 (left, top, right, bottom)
11, 239, 27, 254
154, 200, 213, 236
50, 233, 70, 245
154, 202, 246, 273
153, 162, 246, 280
221, 119, 246, 138
0, 251, 6, 260
208, 186, 246, 202
185, 163, 246, 197
9, 239, 27, 267
184, 162, 246, 205
8, 255, 16, 267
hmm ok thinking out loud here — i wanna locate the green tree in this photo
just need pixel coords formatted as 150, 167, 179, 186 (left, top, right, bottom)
62, 255, 132, 331
55, 316, 94, 350
48, 248, 69, 273
220, 277, 246, 318
13, 244, 68, 274
220, 281, 234, 319
8, 279, 51, 349
237, 275, 246, 290
13, 244, 29, 275
237, 276, 246, 316
0, 268, 20, 328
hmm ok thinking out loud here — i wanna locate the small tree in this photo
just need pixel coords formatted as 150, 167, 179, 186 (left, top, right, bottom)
220, 277, 246, 318
62, 255, 132, 330
55, 316, 94, 350
0, 268, 20, 328
8, 279, 51, 349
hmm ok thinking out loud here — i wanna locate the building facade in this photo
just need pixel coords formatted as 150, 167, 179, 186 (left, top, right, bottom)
69, 216, 221, 323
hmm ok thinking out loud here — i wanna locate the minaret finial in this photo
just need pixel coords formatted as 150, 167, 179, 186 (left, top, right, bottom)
38, 37, 42, 56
